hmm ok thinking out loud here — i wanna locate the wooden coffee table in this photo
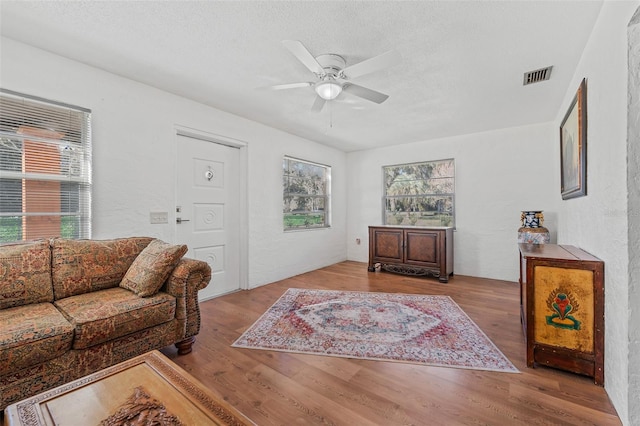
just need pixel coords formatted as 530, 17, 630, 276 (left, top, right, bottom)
4, 350, 254, 426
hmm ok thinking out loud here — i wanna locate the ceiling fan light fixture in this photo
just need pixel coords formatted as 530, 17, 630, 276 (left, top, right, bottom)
315, 80, 342, 100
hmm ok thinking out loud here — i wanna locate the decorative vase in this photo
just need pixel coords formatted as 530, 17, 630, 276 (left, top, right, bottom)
518, 211, 550, 244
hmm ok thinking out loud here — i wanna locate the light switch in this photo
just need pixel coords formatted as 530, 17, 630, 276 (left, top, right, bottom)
150, 212, 168, 224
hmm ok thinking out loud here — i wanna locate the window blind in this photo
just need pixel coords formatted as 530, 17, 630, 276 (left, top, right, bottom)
0, 89, 92, 242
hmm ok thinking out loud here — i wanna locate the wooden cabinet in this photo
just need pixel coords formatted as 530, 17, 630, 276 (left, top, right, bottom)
518, 243, 604, 385
368, 226, 453, 283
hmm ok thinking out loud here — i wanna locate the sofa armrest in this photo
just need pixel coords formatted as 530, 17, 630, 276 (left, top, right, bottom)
162, 258, 211, 340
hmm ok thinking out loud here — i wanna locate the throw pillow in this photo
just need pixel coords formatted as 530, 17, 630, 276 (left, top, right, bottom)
120, 239, 188, 297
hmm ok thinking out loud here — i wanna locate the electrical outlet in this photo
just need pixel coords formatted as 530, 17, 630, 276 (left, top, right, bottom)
356, 238, 361, 245
150, 212, 168, 224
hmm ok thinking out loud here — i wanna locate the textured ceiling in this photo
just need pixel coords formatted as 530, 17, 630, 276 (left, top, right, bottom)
0, 1, 603, 152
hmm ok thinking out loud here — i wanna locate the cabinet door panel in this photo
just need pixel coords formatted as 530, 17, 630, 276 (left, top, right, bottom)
405, 230, 439, 266
372, 229, 403, 262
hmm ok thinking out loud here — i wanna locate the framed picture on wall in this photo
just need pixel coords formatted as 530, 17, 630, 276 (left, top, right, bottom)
560, 78, 587, 200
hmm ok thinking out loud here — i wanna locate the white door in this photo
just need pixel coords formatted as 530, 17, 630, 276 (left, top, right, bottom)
176, 135, 240, 299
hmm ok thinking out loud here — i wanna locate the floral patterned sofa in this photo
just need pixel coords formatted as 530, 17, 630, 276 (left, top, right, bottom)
0, 237, 211, 410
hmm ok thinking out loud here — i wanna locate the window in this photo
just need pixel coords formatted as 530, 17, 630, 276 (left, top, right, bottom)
283, 156, 330, 230
383, 159, 455, 227
0, 89, 92, 243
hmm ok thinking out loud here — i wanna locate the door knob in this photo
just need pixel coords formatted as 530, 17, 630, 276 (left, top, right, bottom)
176, 217, 191, 224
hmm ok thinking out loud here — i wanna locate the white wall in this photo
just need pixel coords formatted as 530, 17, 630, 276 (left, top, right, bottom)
0, 37, 348, 289
347, 122, 560, 282
627, 8, 640, 426
553, 2, 639, 425
246, 133, 347, 287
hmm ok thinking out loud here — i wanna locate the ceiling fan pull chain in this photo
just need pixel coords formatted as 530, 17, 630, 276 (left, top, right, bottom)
329, 101, 333, 128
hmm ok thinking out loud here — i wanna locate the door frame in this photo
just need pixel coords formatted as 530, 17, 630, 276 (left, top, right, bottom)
173, 125, 249, 291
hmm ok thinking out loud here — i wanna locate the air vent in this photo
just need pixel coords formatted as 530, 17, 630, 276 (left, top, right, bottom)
523, 66, 553, 85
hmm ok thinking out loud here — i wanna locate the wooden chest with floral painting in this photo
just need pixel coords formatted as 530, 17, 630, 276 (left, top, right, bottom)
518, 243, 604, 385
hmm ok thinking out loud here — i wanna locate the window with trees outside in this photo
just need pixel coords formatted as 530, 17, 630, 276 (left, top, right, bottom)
383, 159, 455, 227
283, 156, 330, 230
0, 89, 92, 243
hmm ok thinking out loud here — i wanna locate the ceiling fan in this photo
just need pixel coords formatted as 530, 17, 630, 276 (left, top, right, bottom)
270, 40, 401, 112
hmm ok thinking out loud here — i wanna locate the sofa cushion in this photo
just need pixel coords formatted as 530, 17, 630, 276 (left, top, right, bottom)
54, 287, 176, 349
0, 240, 53, 310
51, 237, 153, 299
0, 302, 74, 375
120, 239, 188, 297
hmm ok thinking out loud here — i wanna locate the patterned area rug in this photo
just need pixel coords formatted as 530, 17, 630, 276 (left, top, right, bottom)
232, 288, 518, 373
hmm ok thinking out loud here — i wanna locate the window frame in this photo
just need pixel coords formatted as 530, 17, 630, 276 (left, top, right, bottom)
283, 156, 331, 231
382, 158, 455, 228
0, 89, 92, 242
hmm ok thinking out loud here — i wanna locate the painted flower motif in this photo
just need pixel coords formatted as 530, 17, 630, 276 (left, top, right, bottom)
552, 293, 573, 320
545, 287, 581, 330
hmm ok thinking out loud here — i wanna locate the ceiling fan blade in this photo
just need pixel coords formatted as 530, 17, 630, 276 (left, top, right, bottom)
269, 82, 313, 90
343, 83, 389, 104
341, 50, 401, 80
282, 40, 325, 76
311, 96, 326, 112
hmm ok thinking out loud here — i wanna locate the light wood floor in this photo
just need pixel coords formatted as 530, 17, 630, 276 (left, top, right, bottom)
161, 261, 620, 425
